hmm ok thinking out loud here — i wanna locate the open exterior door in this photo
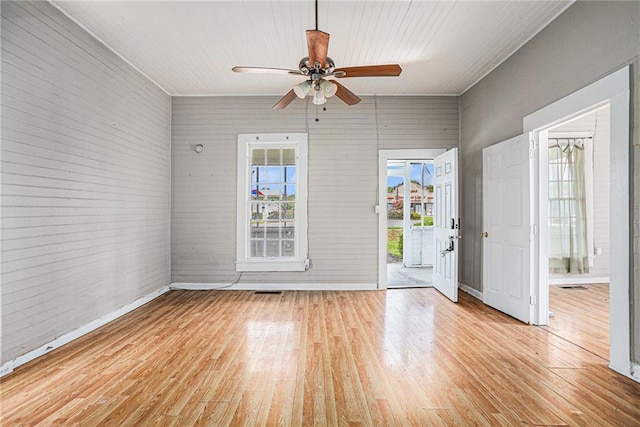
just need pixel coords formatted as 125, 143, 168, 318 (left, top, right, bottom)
482, 134, 533, 323
433, 148, 459, 302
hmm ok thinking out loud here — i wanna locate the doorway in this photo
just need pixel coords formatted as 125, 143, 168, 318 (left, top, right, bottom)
523, 66, 631, 376
378, 149, 446, 289
386, 160, 435, 288
542, 106, 611, 359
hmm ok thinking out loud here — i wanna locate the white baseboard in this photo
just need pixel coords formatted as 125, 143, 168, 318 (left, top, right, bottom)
548, 276, 610, 285
610, 362, 640, 384
631, 363, 640, 382
170, 283, 235, 291
0, 285, 170, 378
459, 282, 482, 300
170, 282, 379, 291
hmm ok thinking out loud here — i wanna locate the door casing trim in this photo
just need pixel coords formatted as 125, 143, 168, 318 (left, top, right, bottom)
523, 66, 631, 378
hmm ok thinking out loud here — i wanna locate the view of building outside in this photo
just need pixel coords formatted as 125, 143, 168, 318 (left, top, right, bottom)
387, 162, 434, 264
250, 148, 297, 258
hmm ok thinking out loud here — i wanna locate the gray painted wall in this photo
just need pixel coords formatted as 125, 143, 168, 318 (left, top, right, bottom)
171, 96, 458, 284
459, 1, 639, 360
1, 1, 171, 363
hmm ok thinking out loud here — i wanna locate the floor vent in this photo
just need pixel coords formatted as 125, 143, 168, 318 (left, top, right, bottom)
559, 285, 588, 290
254, 290, 283, 295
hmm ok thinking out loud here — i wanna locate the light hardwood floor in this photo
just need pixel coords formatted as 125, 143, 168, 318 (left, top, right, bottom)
543, 283, 609, 360
2, 289, 639, 426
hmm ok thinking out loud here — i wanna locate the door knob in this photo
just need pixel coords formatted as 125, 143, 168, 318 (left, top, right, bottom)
480, 232, 488, 238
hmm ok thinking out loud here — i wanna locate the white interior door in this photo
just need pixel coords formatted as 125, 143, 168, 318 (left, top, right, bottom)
482, 134, 532, 323
432, 148, 459, 302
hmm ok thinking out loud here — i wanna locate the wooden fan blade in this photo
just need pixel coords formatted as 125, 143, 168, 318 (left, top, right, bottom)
272, 89, 297, 110
233, 66, 302, 75
306, 30, 330, 68
333, 64, 402, 78
333, 81, 361, 106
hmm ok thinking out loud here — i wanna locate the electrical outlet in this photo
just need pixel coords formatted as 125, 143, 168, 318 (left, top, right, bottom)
304, 259, 310, 270
595, 247, 602, 255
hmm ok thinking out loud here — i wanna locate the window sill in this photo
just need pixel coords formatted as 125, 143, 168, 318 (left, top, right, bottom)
236, 259, 308, 272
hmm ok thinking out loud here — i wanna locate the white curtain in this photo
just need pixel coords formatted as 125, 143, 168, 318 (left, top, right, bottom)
548, 141, 590, 274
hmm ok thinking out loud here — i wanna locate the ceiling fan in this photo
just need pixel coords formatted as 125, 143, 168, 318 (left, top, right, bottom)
232, 0, 402, 110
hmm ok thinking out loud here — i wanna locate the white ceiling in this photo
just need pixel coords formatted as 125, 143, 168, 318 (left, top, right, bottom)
52, 0, 573, 97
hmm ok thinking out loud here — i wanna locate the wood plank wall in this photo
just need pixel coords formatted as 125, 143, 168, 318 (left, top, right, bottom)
171, 96, 458, 285
0, 1, 171, 364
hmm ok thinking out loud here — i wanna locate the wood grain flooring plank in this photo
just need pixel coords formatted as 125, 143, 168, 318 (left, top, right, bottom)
1, 288, 638, 426
543, 284, 609, 360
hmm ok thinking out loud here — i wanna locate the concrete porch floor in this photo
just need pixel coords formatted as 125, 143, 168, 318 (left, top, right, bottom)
387, 263, 433, 288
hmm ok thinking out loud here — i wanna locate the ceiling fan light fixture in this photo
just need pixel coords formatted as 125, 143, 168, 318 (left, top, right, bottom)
293, 80, 312, 98
319, 79, 337, 98
312, 89, 326, 105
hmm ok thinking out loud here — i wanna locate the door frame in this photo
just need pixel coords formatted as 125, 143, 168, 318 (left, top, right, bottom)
386, 162, 412, 266
378, 149, 446, 289
523, 66, 631, 378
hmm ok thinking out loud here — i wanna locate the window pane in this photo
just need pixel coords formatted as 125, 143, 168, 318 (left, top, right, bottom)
283, 185, 295, 200
250, 240, 265, 257
265, 240, 280, 257
241, 138, 305, 265
281, 226, 294, 239
266, 166, 282, 185
266, 184, 283, 200
252, 166, 268, 186
266, 149, 281, 166
252, 149, 266, 166
250, 222, 265, 239
263, 202, 296, 220
282, 202, 295, 219
282, 148, 295, 165
266, 205, 281, 220
251, 186, 265, 200
264, 222, 279, 239
282, 241, 295, 257
284, 166, 296, 183
250, 203, 267, 218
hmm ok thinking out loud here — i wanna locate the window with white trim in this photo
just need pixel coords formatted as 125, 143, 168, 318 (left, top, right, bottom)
548, 132, 594, 271
236, 133, 308, 272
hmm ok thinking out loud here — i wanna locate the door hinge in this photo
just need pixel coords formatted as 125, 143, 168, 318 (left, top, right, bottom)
530, 225, 537, 236
530, 295, 537, 305
529, 138, 537, 159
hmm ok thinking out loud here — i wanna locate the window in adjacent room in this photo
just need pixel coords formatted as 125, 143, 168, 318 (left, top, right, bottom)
548, 133, 594, 273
